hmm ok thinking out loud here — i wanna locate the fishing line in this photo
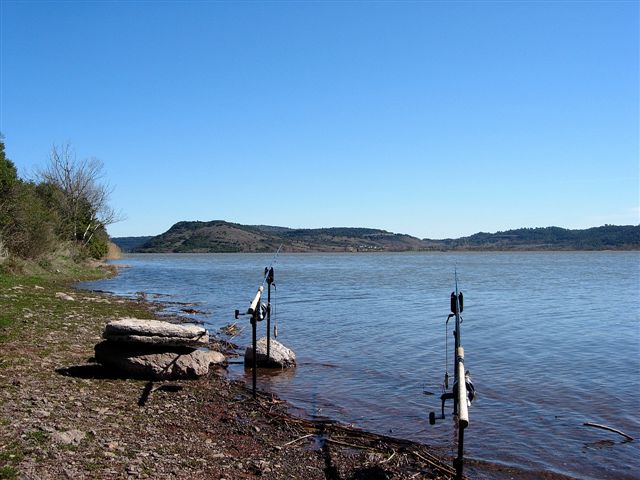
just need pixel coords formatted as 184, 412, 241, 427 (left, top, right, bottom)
444, 314, 452, 391
261, 244, 283, 288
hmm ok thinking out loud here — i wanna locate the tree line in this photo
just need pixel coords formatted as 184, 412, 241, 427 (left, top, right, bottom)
0, 137, 119, 264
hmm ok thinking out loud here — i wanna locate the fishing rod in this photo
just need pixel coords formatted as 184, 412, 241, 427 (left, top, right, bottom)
260, 244, 282, 361
261, 244, 283, 288
429, 270, 475, 480
234, 245, 283, 398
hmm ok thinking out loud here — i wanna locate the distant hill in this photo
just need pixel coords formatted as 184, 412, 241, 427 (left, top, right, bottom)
428, 225, 640, 251
128, 220, 425, 253
110, 236, 154, 252
113, 222, 640, 253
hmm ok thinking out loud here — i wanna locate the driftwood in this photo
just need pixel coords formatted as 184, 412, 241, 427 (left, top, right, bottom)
247, 389, 458, 478
281, 433, 313, 447
583, 422, 634, 441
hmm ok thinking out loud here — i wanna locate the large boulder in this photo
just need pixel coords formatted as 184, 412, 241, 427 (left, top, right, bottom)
103, 318, 209, 348
95, 341, 225, 380
244, 337, 296, 368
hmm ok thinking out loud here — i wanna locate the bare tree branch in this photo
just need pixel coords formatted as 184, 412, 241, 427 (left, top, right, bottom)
37, 144, 123, 243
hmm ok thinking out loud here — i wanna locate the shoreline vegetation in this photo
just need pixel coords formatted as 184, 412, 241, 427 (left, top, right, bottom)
0, 260, 578, 480
115, 221, 640, 254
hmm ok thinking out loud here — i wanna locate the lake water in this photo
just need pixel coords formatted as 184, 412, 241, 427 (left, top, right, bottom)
81, 252, 640, 479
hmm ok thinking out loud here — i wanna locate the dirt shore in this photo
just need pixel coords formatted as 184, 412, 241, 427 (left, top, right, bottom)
0, 267, 575, 480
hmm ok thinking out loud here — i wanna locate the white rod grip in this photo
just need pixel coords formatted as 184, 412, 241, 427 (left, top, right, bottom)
248, 286, 263, 314
457, 357, 469, 428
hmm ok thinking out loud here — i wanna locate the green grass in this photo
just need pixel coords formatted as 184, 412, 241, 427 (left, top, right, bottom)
0, 258, 153, 345
0, 441, 23, 479
25, 431, 49, 444
0, 465, 18, 480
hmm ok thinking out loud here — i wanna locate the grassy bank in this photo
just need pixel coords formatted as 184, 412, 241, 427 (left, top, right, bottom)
0, 261, 155, 479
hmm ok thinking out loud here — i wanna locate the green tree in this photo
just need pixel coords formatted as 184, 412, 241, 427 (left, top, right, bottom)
3, 182, 58, 258
0, 138, 18, 194
1, 139, 120, 261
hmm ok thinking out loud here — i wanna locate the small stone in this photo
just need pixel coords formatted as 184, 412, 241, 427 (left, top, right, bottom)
55, 292, 75, 301
52, 429, 85, 446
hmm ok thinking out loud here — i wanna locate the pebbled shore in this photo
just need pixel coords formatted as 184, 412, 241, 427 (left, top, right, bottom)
0, 267, 576, 479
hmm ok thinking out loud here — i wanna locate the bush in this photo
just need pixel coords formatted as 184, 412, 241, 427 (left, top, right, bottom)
83, 229, 109, 259
0, 139, 118, 262
1, 182, 58, 258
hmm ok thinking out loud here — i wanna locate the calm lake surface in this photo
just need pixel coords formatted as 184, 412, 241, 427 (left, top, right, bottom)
82, 252, 640, 479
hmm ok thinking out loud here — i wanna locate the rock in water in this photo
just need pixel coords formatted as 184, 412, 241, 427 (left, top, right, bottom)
94, 342, 225, 379
103, 318, 209, 348
244, 337, 296, 368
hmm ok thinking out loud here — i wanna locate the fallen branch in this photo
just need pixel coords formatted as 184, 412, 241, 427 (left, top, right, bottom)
281, 433, 314, 447
583, 422, 634, 441
324, 437, 373, 450
381, 450, 397, 464
410, 449, 457, 477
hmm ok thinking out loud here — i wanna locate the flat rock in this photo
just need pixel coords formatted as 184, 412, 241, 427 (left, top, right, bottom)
94, 341, 225, 379
104, 333, 208, 348
103, 318, 208, 347
244, 337, 296, 368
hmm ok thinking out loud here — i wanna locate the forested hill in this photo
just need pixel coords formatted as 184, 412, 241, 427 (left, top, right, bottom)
124, 221, 425, 253
426, 225, 640, 251
112, 222, 640, 253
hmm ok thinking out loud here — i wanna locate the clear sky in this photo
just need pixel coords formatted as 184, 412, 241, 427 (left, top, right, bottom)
1, 1, 638, 239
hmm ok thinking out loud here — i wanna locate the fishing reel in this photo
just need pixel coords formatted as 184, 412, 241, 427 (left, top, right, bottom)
234, 302, 268, 322
430, 371, 475, 425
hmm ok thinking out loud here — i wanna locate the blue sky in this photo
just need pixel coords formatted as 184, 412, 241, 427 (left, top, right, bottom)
1, 1, 638, 239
